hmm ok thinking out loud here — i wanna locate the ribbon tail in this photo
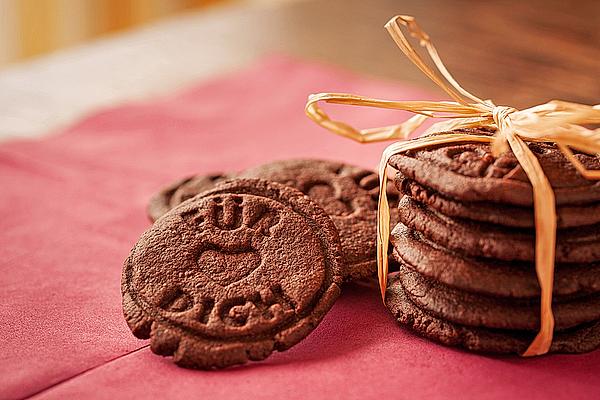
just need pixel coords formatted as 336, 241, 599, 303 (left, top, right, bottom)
505, 132, 557, 356
377, 157, 391, 301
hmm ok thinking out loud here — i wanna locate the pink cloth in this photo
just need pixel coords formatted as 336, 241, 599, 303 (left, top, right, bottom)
1, 56, 599, 400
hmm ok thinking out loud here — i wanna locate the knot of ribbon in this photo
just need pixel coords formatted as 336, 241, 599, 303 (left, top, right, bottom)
305, 15, 600, 356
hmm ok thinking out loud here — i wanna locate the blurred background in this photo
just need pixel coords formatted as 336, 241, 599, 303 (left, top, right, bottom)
0, 0, 238, 67
0, 0, 598, 140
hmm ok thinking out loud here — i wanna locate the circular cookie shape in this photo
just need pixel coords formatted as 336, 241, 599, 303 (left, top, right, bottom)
397, 195, 600, 263
239, 159, 400, 281
391, 224, 600, 298
399, 178, 600, 229
388, 128, 600, 206
386, 273, 600, 354
123, 179, 343, 369
147, 173, 229, 222
398, 264, 600, 331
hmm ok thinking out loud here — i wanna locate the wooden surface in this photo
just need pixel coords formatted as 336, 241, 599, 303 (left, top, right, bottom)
241, 0, 600, 108
0, 0, 598, 139
1, 0, 223, 66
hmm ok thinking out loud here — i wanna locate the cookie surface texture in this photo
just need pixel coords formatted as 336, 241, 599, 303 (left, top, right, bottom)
388, 128, 600, 206
240, 159, 399, 280
147, 173, 229, 222
123, 179, 343, 369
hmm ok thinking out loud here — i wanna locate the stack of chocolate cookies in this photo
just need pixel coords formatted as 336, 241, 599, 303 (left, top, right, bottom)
386, 129, 600, 354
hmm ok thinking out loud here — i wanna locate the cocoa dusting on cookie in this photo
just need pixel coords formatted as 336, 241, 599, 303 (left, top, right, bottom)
147, 173, 229, 222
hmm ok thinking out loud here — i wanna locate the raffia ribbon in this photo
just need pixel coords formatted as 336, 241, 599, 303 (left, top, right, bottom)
305, 15, 600, 356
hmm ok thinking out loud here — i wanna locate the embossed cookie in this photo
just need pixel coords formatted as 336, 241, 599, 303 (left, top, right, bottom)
391, 224, 600, 298
397, 195, 600, 263
389, 128, 600, 206
400, 178, 600, 229
146, 160, 399, 281
123, 179, 343, 369
147, 173, 229, 221
386, 273, 600, 354
397, 263, 600, 331
239, 159, 400, 280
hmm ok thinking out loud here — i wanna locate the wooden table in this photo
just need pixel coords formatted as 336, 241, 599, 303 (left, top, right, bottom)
283, 0, 600, 108
0, 0, 598, 140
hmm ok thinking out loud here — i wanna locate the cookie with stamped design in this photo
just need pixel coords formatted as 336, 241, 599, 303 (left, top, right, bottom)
123, 179, 343, 369
147, 173, 229, 222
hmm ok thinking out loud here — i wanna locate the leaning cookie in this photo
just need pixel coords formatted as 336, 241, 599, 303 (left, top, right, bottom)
147, 173, 230, 222
386, 273, 600, 354
123, 179, 343, 369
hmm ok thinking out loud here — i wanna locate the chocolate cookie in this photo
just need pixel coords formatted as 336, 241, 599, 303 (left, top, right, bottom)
123, 179, 343, 369
397, 195, 600, 263
398, 264, 600, 331
400, 178, 600, 229
388, 128, 600, 206
386, 273, 600, 354
239, 159, 400, 280
147, 173, 229, 222
146, 160, 399, 281
391, 224, 600, 298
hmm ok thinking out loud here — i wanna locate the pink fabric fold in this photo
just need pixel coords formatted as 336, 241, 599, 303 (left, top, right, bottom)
1, 55, 598, 400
